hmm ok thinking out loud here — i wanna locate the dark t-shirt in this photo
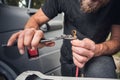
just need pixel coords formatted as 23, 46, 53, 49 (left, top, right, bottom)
41, 0, 120, 61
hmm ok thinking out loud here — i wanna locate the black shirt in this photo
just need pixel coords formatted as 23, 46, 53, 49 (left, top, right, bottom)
42, 0, 120, 43
41, 0, 120, 61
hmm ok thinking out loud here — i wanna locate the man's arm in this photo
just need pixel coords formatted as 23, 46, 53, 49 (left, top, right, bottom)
95, 25, 120, 56
71, 25, 120, 68
7, 8, 52, 54
25, 8, 50, 29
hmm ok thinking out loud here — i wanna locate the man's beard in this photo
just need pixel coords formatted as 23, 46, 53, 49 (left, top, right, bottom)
80, 0, 110, 13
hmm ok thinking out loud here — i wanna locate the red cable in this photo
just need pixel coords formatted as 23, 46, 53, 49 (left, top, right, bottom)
75, 66, 79, 77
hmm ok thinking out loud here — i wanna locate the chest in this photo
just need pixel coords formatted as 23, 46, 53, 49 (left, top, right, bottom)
63, 0, 114, 29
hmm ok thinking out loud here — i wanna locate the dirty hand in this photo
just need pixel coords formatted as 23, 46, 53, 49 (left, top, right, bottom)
7, 28, 55, 54
71, 38, 95, 68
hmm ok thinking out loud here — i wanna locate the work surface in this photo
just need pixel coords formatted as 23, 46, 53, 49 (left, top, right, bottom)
16, 71, 119, 80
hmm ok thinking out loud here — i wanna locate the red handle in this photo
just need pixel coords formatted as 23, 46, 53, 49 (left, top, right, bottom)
27, 49, 39, 59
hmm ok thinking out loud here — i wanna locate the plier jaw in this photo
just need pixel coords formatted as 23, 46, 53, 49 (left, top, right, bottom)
40, 34, 76, 43
41, 30, 77, 43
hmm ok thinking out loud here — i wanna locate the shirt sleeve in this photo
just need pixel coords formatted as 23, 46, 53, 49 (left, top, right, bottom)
41, 0, 62, 19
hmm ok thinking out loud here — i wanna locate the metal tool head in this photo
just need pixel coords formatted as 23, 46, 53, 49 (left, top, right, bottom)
40, 34, 75, 43
60, 34, 76, 40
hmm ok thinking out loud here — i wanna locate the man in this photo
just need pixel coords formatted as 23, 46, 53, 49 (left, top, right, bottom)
7, 0, 120, 78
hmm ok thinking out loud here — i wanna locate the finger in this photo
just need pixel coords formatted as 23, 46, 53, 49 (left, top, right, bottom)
71, 39, 85, 47
71, 38, 95, 50
24, 29, 35, 47
72, 51, 88, 63
72, 46, 93, 57
18, 31, 25, 54
31, 30, 44, 49
7, 31, 21, 46
73, 56, 85, 68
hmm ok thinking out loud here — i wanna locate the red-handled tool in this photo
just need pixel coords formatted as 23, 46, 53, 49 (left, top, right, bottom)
1, 34, 76, 59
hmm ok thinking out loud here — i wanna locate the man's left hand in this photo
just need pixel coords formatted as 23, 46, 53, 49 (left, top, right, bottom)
71, 38, 96, 68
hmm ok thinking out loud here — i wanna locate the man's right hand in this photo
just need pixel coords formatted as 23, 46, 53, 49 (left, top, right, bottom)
7, 28, 55, 54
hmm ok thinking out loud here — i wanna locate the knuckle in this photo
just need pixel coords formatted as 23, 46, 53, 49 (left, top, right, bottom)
19, 33, 24, 38
39, 30, 44, 36
83, 38, 91, 43
25, 30, 34, 36
30, 28, 36, 30
83, 38, 89, 41
36, 31, 42, 37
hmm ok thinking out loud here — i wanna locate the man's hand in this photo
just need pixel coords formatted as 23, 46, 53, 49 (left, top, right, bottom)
7, 28, 55, 54
71, 38, 96, 68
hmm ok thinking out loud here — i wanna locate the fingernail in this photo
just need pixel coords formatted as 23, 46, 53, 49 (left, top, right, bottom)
20, 49, 24, 54
31, 47, 36, 50
7, 42, 11, 46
